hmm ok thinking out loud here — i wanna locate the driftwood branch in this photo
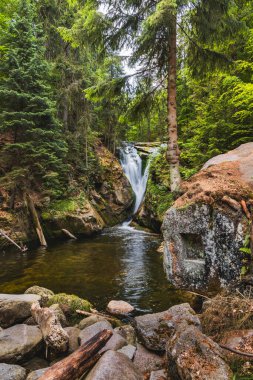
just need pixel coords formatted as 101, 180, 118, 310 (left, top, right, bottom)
220, 344, 253, 358
62, 229, 77, 240
241, 200, 251, 220
0, 229, 27, 252
38, 330, 113, 380
31, 302, 69, 353
76, 309, 117, 323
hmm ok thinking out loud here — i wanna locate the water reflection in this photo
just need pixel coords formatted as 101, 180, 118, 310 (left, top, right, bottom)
0, 227, 195, 313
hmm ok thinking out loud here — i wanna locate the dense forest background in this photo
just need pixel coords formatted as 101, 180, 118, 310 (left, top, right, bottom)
0, 0, 252, 201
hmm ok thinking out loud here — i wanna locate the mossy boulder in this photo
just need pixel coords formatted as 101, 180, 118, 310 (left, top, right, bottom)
46, 293, 92, 324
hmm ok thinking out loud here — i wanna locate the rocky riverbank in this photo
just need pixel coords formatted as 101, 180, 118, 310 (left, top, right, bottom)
1, 287, 253, 379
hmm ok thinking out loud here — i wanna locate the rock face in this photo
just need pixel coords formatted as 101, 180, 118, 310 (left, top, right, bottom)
0, 363, 26, 380
107, 300, 134, 316
0, 294, 41, 328
0, 324, 43, 363
85, 350, 142, 380
167, 325, 233, 380
162, 143, 253, 291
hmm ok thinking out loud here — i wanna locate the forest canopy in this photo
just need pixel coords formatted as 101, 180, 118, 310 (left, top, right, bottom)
0, 0, 252, 197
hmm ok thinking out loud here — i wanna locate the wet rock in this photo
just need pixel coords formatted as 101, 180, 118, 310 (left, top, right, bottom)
162, 143, 253, 291
85, 350, 142, 380
0, 324, 43, 363
49, 304, 68, 327
0, 294, 41, 328
133, 344, 165, 376
25, 287, 54, 307
78, 315, 107, 330
99, 332, 127, 354
220, 330, 253, 362
0, 363, 26, 380
135, 304, 200, 351
117, 344, 136, 360
107, 300, 134, 316
114, 325, 136, 345
167, 325, 233, 380
79, 321, 113, 345
26, 368, 49, 380
149, 369, 167, 380
64, 327, 80, 353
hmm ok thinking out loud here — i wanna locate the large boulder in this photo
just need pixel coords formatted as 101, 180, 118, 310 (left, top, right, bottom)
167, 325, 233, 380
162, 143, 253, 291
135, 304, 200, 351
133, 343, 165, 375
0, 363, 26, 380
0, 294, 41, 328
0, 325, 43, 363
85, 350, 142, 380
79, 321, 113, 345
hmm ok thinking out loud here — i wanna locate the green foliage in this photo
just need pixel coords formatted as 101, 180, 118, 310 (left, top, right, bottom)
0, 0, 67, 197
47, 292, 92, 324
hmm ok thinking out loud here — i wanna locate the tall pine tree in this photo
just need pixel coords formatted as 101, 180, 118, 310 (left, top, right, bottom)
0, 0, 67, 203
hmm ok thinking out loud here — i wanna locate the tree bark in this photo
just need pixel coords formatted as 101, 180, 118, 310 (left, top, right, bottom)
166, 15, 181, 192
31, 302, 69, 353
26, 194, 47, 247
38, 330, 113, 380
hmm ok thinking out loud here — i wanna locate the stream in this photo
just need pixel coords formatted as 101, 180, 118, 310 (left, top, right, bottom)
0, 144, 196, 313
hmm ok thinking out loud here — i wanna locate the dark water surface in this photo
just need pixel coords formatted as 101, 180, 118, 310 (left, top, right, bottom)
0, 226, 195, 313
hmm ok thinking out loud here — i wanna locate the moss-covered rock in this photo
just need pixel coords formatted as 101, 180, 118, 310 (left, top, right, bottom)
47, 293, 92, 325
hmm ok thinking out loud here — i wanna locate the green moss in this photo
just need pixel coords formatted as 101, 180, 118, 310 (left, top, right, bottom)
41, 192, 87, 220
47, 293, 92, 324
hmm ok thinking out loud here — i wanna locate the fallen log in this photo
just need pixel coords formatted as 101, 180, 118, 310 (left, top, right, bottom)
31, 302, 69, 353
38, 329, 113, 380
62, 229, 77, 240
26, 193, 47, 247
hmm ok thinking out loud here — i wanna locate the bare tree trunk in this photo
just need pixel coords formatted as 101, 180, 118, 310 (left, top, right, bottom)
166, 15, 181, 192
26, 194, 47, 247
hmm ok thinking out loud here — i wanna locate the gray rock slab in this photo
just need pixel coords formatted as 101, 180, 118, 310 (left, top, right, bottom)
117, 344, 136, 360
64, 327, 80, 353
0, 294, 41, 328
79, 320, 113, 345
85, 350, 142, 380
78, 315, 107, 330
26, 368, 49, 380
0, 324, 43, 363
0, 363, 26, 380
99, 332, 127, 354
133, 344, 165, 375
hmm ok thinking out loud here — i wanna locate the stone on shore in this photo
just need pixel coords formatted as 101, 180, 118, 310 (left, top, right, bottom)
167, 325, 233, 380
114, 325, 136, 345
106, 300, 134, 316
99, 332, 127, 354
85, 350, 142, 380
78, 315, 107, 330
79, 320, 113, 345
0, 294, 41, 328
135, 304, 200, 351
0, 324, 43, 363
25, 287, 54, 307
26, 368, 49, 380
117, 344, 136, 360
133, 343, 165, 376
64, 327, 80, 353
0, 363, 26, 380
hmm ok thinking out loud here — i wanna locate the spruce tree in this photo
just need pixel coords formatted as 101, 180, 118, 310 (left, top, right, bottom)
98, 0, 231, 191
0, 0, 67, 201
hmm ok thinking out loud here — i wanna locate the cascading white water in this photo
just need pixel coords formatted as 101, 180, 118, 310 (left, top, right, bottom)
120, 143, 150, 215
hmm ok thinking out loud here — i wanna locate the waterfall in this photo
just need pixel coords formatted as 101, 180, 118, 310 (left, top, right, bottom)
120, 143, 150, 215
